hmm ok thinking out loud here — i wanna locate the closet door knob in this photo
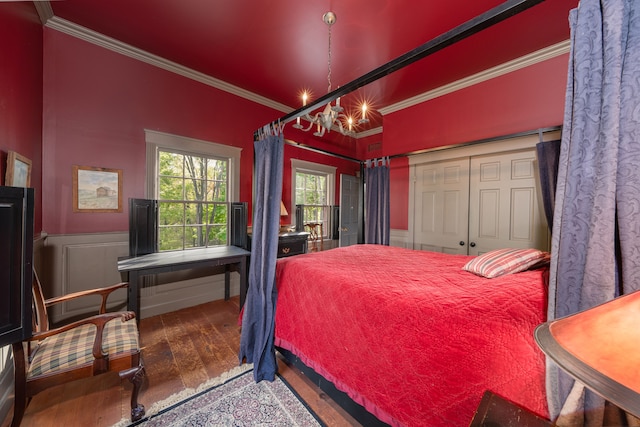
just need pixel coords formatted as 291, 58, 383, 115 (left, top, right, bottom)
470, 242, 476, 247
459, 241, 465, 246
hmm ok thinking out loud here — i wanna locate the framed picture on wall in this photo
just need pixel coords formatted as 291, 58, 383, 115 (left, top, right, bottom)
5, 151, 32, 187
72, 165, 123, 213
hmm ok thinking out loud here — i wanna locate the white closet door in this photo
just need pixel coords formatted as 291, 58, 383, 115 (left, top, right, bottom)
413, 158, 470, 254
468, 149, 548, 255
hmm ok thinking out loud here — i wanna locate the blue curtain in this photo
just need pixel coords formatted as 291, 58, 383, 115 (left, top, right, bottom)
239, 124, 284, 382
364, 157, 390, 245
547, 1, 640, 425
535, 139, 561, 232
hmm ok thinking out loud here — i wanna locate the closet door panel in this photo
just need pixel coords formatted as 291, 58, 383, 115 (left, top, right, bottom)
413, 159, 469, 254
478, 189, 500, 239
469, 149, 547, 255
510, 187, 536, 241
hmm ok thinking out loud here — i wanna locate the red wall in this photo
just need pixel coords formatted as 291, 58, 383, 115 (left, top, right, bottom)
383, 55, 569, 156
42, 30, 286, 234
382, 54, 569, 230
41, 23, 569, 236
0, 3, 43, 234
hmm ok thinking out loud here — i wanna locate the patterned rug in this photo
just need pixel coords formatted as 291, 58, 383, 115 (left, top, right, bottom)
116, 365, 325, 426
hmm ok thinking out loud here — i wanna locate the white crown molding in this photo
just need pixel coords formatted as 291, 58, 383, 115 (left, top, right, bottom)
379, 40, 571, 116
42, 13, 569, 139
44, 16, 292, 115
355, 126, 383, 139
34, 1, 54, 25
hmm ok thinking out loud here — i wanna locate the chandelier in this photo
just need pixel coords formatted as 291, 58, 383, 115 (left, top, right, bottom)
292, 11, 369, 138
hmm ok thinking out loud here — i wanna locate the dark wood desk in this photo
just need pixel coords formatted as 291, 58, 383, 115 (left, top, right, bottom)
117, 246, 250, 319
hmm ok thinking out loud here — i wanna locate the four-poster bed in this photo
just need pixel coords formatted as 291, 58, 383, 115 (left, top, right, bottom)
246, 0, 563, 425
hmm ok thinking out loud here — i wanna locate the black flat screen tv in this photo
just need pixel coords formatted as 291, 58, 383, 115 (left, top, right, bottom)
0, 186, 34, 347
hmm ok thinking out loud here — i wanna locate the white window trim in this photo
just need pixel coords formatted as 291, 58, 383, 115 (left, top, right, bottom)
145, 129, 241, 202
290, 158, 336, 229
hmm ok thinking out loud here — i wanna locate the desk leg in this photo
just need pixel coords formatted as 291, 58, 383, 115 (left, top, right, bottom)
127, 271, 140, 321
239, 256, 247, 309
224, 265, 230, 301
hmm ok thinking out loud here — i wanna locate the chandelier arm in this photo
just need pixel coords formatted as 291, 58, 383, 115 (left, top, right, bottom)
300, 120, 316, 133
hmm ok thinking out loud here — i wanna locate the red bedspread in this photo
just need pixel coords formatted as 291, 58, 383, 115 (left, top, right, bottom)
274, 245, 548, 427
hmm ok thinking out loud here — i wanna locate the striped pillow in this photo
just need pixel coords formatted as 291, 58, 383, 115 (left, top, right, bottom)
463, 248, 548, 278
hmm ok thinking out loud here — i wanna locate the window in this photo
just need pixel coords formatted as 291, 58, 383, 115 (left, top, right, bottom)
291, 159, 335, 238
146, 130, 241, 251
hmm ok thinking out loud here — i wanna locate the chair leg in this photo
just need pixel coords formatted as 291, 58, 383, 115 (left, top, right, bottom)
11, 394, 26, 427
119, 365, 145, 421
11, 343, 27, 427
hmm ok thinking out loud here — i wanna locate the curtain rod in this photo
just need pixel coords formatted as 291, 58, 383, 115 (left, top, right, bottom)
285, 138, 360, 163
260, 0, 545, 131
388, 126, 563, 160
286, 126, 562, 164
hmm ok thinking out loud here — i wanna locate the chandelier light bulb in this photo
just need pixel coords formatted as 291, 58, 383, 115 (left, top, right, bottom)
359, 103, 369, 124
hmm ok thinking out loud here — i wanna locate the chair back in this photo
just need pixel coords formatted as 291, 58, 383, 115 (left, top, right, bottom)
32, 268, 50, 333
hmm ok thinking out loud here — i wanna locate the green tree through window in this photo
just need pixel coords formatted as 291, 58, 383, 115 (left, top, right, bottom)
158, 150, 229, 251
295, 170, 327, 229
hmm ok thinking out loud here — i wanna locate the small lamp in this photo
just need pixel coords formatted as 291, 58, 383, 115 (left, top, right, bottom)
534, 290, 640, 418
279, 201, 291, 232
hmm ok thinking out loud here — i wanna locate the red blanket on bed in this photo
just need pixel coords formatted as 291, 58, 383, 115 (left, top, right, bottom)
274, 245, 548, 427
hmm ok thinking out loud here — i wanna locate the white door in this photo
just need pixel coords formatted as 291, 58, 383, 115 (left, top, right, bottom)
468, 149, 548, 255
339, 174, 360, 247
413, 158, 470, 254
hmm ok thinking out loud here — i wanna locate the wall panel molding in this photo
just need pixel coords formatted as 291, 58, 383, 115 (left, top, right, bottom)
44, 233, 239, 322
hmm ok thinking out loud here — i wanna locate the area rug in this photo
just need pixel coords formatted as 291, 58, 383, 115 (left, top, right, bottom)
115, 364, 325, 426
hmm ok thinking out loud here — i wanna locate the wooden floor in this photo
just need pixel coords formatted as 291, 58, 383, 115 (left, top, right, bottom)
3, 297, 360, 427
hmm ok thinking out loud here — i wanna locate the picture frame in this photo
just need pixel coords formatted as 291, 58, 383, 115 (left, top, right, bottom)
72, 165, 123, 213
5, 151, 32, 188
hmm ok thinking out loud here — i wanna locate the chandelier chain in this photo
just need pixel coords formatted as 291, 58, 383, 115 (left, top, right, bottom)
293, 11, 366, 138
327, 23, 332, 94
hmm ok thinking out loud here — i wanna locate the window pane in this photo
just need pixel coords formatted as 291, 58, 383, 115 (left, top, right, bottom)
159, 226, 184, 251
159, 177, 184, 200
157, 149, 230, 250
185, 178, 207, 201
211, 204, 227, 225
185, 203, 205, 226
159, 151, 183, 177
185, 226, 205, 248
207, 225, 227, 246
159, 202, 184, 226
208, 181, 227, 202
207, 159, 227, 181
184, 155, 205, 180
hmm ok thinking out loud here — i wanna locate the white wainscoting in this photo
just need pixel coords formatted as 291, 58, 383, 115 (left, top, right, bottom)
43, 233, 241, 323
390, 229, 410, 248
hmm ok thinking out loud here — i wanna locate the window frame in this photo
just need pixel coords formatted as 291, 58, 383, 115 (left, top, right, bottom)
145, 130, 242, 250
290, 158, 336, 237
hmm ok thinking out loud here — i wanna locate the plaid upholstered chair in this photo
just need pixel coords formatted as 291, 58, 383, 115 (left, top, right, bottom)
10, 269, 145, 426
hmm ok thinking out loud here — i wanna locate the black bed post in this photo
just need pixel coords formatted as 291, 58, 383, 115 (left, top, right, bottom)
358, 161, 365, 244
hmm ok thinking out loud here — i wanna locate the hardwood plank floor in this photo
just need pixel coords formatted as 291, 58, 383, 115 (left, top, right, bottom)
3, 297, 360, 427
